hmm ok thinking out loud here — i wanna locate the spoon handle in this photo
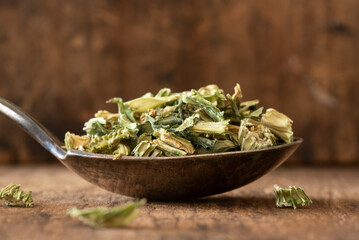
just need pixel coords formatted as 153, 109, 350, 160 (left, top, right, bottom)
0, 97, 66, 160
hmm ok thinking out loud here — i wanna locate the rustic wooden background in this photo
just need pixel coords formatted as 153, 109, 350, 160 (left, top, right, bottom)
0, 0, 358, 164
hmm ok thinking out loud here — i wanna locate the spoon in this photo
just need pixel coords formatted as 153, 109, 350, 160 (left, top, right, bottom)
0, 97, 302, 200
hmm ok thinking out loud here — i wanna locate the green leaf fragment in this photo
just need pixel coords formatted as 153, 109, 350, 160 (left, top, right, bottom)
175, 113, 201, 132
183, 91, 224, 122
94, 110, 121, 121
159, 106, 177, 118
137, 122, 153, 135
68, 199, 146, 228
65, 132, 90, 151
273, 184, 312, 209
137, 133, 152, 143
106, 98, 135, 122
154, 129, 195, 154
198, 84, 227, 107
226, 93, 241, 120
83, 117, 109, 137
155, 88, 172, 97
247, 107, 263, 119
187, 120, 229, 134
240, 100, 259, 113
0, 184, 34, 207
232, 83, 243, 104
150, 148, 163, 157
187, 135, 218, 149
113, 143, 131, 158
194, 108, 213, 122
196, 140, 237, 154
125, 95, 180, 113
145, 115, 182, 131
141, 92, 154, 98
132, 140, 157, 157
261, 108, 293, 143
238, 118, 275, 150
153, 139, 187, 156
87, 128, 136, 154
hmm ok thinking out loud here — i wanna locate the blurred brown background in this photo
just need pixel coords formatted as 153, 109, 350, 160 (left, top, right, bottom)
0, 0, 358, 164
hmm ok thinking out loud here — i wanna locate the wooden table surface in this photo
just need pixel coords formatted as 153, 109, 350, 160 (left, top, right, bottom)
0, 164, 358, 240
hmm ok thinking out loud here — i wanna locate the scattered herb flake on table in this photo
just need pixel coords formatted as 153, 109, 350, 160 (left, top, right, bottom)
0, 184, 34, 207
68, 199, 146, 228
273, 184, 312, 209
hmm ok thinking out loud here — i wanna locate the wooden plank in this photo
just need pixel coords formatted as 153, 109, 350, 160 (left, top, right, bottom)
0, 0, 358, 164
0, 165, 358, 240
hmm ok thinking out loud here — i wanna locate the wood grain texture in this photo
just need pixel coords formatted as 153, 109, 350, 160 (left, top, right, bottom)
0, 165, 358, 240
0, 0, 358, 164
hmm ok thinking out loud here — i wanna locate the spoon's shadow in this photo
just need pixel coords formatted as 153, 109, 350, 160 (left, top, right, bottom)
146, 195, 333, 211
125, 195, 341, 231
148, 194, 276, 211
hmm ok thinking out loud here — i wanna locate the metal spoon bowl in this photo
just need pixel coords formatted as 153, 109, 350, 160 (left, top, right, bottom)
0, 97, 302, 200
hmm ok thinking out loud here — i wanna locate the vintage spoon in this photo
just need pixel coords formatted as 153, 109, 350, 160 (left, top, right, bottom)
0, 97, 302, 200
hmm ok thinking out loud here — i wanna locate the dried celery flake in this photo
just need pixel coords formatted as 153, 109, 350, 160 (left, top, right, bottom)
68, 199, 146, 227
0, 184, 34, 208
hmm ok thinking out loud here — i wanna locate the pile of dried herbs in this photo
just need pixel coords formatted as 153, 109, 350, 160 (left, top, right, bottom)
64, 84, 294, 157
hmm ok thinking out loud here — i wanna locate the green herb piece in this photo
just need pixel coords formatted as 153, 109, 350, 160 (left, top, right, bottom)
65, 132, 90, 151
83, 118, 109, 137
175, 114, 201, 132
154, 129, 195, 154
183, 90, 224, 122
261, 108, 293, 143
153, 139, 187, 156
117, 115, 138, 132
125, 95, 180, 113
94, 110, 121, 121
238, 118, 275, 150
150, 148, 163, 157
132, 140, 157, 157
159, 106, 177, 118
223, 84, 244, 122
141, 92, 154, 98
226, 93, 241, 121
273, 184, 312, 209
0, 184, 34, 207
240, 100, 259, 113
155, 88, 172, 97
186, 135, 218, 149
247, 106, 263, 119
68, 199, 146, 228
137, 122, 153, 135
196, 140, 237, 154
106, 98, 135, 122
86, 128, 136, 154
137, 133, 152, 143
194, 108, 213, 122
197, 84, 227, 108
187, 120, 229, 134
145, 115, 182, 131
231, 83, 243, 103
66, 128, 136, 154
227, 125, 240, 146
113, 143, 131, 158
